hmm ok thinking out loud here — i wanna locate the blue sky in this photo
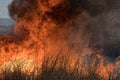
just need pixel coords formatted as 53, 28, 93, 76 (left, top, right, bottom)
0, 0, 12, 18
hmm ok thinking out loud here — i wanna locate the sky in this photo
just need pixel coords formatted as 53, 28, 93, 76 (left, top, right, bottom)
0, 0, 12, 18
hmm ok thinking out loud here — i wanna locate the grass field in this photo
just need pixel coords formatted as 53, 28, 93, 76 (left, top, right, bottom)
0, 53, 119, 80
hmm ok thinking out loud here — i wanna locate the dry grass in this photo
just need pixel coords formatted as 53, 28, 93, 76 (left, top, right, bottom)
0, 54, 119, 80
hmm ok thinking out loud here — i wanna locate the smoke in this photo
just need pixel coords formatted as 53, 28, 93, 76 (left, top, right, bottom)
7, 0, 120, 58
0, 0, 119, 65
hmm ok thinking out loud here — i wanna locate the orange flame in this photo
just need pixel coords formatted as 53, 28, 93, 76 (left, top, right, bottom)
0, 0, 119, 79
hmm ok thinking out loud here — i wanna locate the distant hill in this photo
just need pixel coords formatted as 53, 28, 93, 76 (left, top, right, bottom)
0, 18, 14, 35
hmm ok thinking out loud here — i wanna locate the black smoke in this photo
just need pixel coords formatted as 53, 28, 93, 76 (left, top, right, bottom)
8, 0, 120, 61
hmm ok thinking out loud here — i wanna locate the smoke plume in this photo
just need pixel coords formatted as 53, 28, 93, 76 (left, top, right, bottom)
0, 0, 119, 66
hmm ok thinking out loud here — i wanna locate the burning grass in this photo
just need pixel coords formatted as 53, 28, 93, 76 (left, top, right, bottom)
0, 0, 120, 80
0, 53, 119, 80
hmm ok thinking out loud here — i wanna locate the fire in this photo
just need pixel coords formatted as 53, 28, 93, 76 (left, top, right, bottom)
0, 0, 119, 79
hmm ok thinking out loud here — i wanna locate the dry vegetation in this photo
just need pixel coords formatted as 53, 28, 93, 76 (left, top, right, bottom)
0, 53, 119, 80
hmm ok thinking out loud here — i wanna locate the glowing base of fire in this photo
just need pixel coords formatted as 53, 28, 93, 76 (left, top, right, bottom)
0, 49, 119, 80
